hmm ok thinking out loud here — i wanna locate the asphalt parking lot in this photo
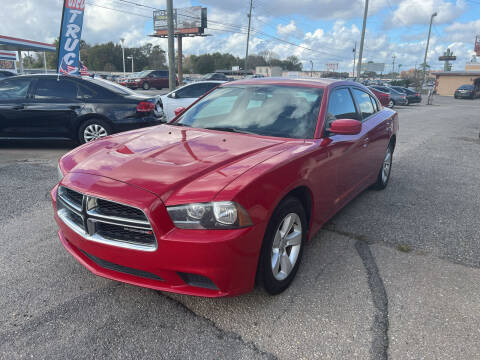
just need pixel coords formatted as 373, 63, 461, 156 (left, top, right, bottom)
1, 96, 479, 359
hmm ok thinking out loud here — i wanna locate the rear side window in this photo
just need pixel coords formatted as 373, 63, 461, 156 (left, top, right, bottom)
34, 79, 78, 100
326, 88, 360, 127
352, 88, 375, 119
176, 83, 218, 98
0, 78, 32, 100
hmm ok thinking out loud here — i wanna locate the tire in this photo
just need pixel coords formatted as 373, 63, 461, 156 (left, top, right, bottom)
404, 98, 409, 106
373, 143, 393, 190
258, 197, 307, 295
78, 118, 112, 144
142, 82, 151, 90
388, 99, 395, 108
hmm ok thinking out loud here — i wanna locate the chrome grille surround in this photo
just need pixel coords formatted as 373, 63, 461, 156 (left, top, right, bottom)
56, 186, 157, 252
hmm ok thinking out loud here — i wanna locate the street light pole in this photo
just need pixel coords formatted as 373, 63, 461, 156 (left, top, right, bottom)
391, 55, 396, 81
422, 12, 437, 84
127, 56, 134, 73
120, 38, 125, 77
167, 0, 176, 91
357, 0, 369, 79
353, 41, 357, 78
310, 60, 313, 77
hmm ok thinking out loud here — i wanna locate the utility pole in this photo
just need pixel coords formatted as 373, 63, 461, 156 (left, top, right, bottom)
422, 12, 437, 85
356, 0, 369, 79
244, 0, 253, 74
310, 60, 313, 77
120, 38, 125, 77
352, 42, 357, 78
391, 55, 396, 81
167, 0, 176, 91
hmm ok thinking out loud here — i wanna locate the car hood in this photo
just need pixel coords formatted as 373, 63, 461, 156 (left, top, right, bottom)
62, 125, 292, 204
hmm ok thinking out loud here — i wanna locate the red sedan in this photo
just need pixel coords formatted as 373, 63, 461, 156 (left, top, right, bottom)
368, 86, 391, 108
52, 78, 398, 297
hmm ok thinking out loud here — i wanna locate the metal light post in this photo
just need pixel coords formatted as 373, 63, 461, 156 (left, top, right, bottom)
120, 38, 126, 77
422, 12, 437, 84
357, 0, 369, 79
127, 55, 134, 73
310, 60, 313, 77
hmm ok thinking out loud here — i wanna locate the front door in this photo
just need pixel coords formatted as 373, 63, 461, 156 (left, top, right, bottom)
0, 77, 34, 138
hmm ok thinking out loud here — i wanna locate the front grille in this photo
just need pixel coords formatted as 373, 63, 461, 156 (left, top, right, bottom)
57, 186, 156, 251
96, 198, 146, 220
96, 222, 155, 245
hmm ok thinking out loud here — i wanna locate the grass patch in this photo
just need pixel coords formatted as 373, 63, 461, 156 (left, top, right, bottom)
396, 244, 412, 253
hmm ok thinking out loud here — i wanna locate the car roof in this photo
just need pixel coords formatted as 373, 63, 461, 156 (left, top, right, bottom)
223, 77, 356, 89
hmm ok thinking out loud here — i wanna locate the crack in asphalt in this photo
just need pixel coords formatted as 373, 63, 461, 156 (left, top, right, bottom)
158, 292, 277, 360
355, 241, 390, 360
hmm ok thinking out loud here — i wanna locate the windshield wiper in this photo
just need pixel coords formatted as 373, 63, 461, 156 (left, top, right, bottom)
169, 122, 191, 127
204, 127, 254, 134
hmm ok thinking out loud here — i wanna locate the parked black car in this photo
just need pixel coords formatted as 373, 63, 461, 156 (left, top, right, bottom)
454, 84, 479, 99
390, 86, 422, 105
0, 70, 16, 79
0, 74, 165, 144
201, 73, 231, 81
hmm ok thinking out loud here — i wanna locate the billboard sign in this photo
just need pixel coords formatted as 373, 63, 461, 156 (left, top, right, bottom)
57, 0, 86, 76
0, 51, 17, 73
153, 6, 207, 36
361, 62, 385, 73
438, 56, 456, 61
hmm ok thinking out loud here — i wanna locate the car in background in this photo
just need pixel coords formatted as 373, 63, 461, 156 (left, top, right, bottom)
125, 70, 178, 90
454, 84, 479, 99
0, 74, 165, 144
0, 70, 16, 79
201, 73, 231, 81
368, 86, 390, 107
160, 80, 224, 120
390, 86, 422, 105
118, 73, 139, 87
370, 85, 407, 107
246, 74, 266, 79
52, 78, 398, 297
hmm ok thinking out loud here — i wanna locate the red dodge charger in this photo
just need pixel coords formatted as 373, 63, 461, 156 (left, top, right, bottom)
52, 78, 398, 297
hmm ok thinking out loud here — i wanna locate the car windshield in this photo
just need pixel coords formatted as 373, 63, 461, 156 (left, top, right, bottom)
84, 77, 137, 95
136, 70, 152, 78
175, 85, 324, 139
459, 85, 473, 90
202, 73, 215, 79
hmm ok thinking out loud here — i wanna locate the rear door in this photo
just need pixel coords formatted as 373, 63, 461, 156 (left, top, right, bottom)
0, 77, 34, 137
153, 71, 168, 89
25, 78, 83, 138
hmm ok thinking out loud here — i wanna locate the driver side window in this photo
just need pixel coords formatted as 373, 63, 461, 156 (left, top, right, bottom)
0, 78, 32, 101
326, 88, 360, 129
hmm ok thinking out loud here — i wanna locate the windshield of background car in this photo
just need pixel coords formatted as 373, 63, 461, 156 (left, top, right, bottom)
459, 85, 474, 90
176, 85, 324, 139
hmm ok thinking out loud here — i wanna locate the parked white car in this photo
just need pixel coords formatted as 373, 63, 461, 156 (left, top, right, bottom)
160, 81, 225, 121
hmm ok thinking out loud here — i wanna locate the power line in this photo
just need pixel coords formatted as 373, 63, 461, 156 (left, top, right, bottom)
86, 1, 151, 18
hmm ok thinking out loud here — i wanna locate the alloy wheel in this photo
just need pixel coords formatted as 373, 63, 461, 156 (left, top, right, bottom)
271, 213, 302, 281
83, 124, 108, 142
388, 100, 394, 108
382, 147, 392, 184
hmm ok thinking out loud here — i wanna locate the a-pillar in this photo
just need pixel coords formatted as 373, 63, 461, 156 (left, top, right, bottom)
177, 35, 183, 85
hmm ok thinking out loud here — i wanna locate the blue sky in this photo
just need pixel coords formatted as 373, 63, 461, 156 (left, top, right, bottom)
2, 0, 479, 73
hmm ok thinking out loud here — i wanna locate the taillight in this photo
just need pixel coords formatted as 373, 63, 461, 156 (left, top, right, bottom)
137, 101, 155, 112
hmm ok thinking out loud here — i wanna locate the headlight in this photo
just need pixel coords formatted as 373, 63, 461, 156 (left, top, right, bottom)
167, 201, 252, 229
57, 163, 65, 182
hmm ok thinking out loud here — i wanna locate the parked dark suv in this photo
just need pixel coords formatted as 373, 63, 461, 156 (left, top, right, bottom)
0, 75, 165, 143
125, 70, 178, 90
454, 84, 479, 99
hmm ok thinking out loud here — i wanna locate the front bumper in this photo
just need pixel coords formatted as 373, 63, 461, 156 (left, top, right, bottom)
51, 178, 264, 297
455, 92, 473, 98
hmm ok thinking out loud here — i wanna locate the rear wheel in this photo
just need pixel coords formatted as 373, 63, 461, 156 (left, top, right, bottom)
78, 119, 111, 144
142, 82, 151, 90
258, 197, 306, 295
388, 99, 395, 108
404, 98, 409, 105
373, 143, 393, 190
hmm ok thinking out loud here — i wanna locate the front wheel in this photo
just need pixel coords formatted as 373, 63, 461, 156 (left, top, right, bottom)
388, 99, 395, 108
373, 144, 393, 190
404, 98, 409, 105
142, 82, 151, 90
259, 197, 307, 295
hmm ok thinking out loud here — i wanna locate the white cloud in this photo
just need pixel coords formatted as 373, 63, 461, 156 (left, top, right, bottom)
389, 0, 466, 27
277, 21, 301, 38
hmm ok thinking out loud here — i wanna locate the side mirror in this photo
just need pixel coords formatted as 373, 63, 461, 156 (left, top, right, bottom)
169, 92, 177, 99
329, 119, 362, 135
174, 107, 186, 117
